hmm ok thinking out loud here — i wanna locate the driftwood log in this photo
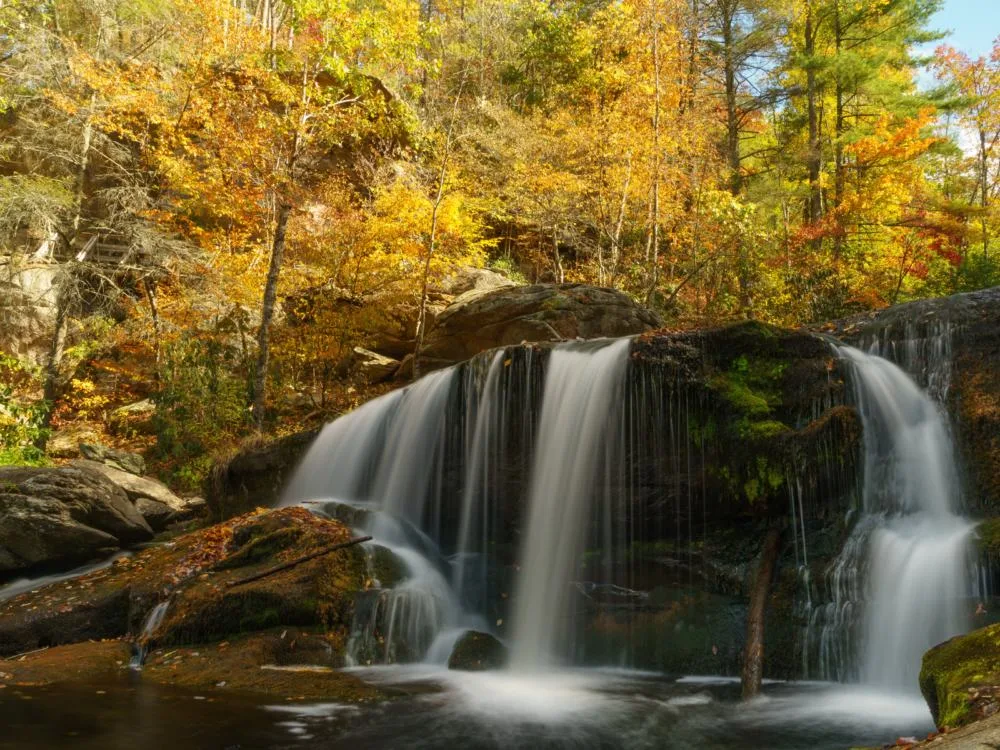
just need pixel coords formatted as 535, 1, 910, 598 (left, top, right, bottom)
741, 527, 783, 699
227, 535, 372, 588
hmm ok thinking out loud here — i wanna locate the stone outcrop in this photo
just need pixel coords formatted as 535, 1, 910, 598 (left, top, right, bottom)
0, 465, 153, 573
834, 285, 1000, 514
206, 429, 319, 520
418, 283, 661, 371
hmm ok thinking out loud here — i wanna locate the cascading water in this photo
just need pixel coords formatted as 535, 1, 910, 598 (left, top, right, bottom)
805, 339, 973, 690
509, 339, 630, 670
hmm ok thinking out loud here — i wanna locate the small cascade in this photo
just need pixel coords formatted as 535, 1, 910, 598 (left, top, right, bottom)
803, 337, 973, 690
508, 339, 631, 670
130, 600, 170, 670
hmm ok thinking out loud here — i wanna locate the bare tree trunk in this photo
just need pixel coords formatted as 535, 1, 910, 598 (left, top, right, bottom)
742, 527, 782, 700
645, 5, 662, 305
144, 279, 161, 374
252, 201, 291, 429
804, 1, 823, 239
414, 75, 467, 379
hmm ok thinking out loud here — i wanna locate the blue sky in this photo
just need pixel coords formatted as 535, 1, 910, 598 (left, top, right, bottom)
931, 0, 999, 57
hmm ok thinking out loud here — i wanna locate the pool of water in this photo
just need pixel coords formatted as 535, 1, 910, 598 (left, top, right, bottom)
0, 668, 935, 750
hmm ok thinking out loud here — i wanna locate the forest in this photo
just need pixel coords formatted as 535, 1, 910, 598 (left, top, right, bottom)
1, 0, 998, 487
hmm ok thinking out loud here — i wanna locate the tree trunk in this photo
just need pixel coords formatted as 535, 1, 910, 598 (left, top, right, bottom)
741, 527, 782, 700
833, 2, 845, 260
804, 2, 823, 236
251, 201, 291, 430
646, 6, 662, 304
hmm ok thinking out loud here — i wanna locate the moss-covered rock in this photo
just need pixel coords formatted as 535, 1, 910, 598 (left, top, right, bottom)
447, 630, 508, 671
0, 507, 365, 659
920, 622, 1000, 729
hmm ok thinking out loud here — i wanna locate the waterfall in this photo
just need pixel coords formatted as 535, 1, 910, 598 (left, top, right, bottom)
808, 342, 973, 690
840, 345, 973, 690
130, 600, 171, 669
508, 339, 631, 670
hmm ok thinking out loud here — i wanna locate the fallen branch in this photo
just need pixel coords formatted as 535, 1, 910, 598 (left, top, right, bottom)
227, 536, 372, 589
5, 646, 49, 661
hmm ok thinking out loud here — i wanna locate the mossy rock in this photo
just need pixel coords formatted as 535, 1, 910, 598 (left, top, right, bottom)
447, 630, 508, 671
920, 622, 1000, 729
975, 519, 1000, 556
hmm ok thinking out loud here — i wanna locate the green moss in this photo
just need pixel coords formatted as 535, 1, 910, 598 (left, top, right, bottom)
975, 518, 1000, 556
919, 622, 1000, 728
217, 527, 304, 569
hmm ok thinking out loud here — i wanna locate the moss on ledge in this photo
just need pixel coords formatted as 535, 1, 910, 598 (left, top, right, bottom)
920, 622, 1000, 729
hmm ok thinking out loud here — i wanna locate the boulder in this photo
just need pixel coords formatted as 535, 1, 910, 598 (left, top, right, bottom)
108, 398, 157, 436
70, 459, 201, 530
920, 621, 1000, 729
79, 442, 145, 475
351, 346, 400, 383
432, 267, 516, 298
418, 284, 662, 371
46, 424, 101, 459
447, 630, 508, 671
0, 465, 153, 573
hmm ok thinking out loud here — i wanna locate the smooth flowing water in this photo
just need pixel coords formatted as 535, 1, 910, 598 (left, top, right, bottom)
510, 339, 630, 669
840, 345, 972, 690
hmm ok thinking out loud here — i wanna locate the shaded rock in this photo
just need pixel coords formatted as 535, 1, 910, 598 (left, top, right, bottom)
419, 284, 661, 371
0, 465, 153, 573
207, 430, 319, 520
79, 442, 145, 475
447, 630, 508, 671
46, 424, 100, 459
0, 507, 365, 659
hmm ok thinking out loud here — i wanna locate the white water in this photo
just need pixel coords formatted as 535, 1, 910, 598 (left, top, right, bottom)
130, 600, 171, 670
509, 339, 631, 670
0, 551, 132, 603
839, 345, 972, 691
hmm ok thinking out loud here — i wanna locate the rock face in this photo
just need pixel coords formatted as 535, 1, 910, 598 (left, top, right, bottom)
418, 283, 662, 371
836, 285, 1000, 514
0, 465, 153, 573
206, 429, 319, 520
0, 507, 364, 659
448, 630, 508, 671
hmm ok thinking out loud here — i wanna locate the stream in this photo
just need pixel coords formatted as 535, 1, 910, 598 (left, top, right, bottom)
0, 672, 933, 750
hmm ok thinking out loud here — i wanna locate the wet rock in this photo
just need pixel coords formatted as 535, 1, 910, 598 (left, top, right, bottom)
920, 621, 1000, 730
79, 442, 145, 475
0, 465, 153, 574
0, 507, 365, 659
419, 284, 661, 372
447, 630, 508, 671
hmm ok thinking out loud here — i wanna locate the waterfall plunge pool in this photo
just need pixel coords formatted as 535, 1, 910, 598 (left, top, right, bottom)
0, 670, 935, 749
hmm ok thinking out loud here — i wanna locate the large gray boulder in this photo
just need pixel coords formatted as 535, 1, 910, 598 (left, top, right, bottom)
0, 465, 153, 573
418, 283, 662, 371
71, 459, 202, 530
